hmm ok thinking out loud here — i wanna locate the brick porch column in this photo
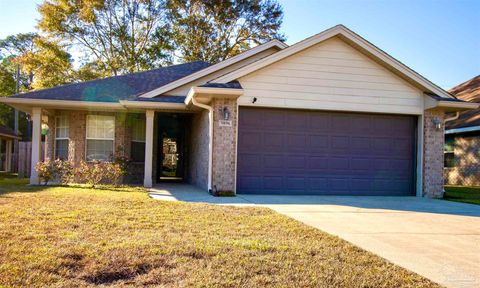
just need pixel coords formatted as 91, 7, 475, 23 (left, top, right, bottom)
423, 109, 445, 198
211, 98, 237, 194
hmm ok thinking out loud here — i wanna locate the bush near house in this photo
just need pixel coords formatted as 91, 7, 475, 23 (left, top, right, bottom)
35, 160, 126, 187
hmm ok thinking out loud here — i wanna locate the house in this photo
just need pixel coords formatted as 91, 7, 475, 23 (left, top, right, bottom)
0, 125, 20, 172
0, 25, 477, 197
444, 75, 480, 186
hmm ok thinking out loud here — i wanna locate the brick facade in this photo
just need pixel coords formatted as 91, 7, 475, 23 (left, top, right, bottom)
45, 114, 55, 160
211, 98, 237, 193
423, 109, 445, 198
444, 134, 480, 186
69, 111, 87, 165
188, 110, 209, 190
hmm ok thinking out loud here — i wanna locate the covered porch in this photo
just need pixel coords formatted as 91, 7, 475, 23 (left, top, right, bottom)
2, 85, 241, 191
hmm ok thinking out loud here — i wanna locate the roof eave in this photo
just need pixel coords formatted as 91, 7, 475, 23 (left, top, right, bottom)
185, 86, 244, 106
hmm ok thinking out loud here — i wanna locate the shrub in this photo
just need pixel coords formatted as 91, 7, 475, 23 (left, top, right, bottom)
54, 159, 74, 184
75, 161, 126, 188
35, 159, 127, 188
35, 160, 57, 185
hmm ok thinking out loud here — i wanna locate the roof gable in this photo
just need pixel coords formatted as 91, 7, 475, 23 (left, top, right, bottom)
213, 25, 454, 99
139, 39, 287, 98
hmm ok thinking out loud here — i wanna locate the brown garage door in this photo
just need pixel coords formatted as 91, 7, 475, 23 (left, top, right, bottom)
237, 107, 416, 196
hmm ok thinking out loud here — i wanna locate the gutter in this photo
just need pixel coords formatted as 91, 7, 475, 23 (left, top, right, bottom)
444, 112, 460, 123
187, 89, 214, 193
445, 125, 480, 135
184, 86, 243, 194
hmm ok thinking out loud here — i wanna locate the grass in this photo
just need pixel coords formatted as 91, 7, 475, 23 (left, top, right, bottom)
444, 185, 480, 205
0, 179, 439, 287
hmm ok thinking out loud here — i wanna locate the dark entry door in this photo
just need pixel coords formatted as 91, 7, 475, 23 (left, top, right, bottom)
157, 114, 187, 181
237, 107, 416, 196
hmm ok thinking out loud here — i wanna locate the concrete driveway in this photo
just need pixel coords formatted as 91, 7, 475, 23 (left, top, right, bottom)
150, 185, 480, 288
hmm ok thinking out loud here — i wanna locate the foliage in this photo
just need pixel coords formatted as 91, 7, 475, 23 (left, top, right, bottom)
54, 159, 74, 184
0, 33, 38, 91
75, 160, 126, 187
0, 66, 16, 128
166, 0, 285, 63
34, 159, 126, 187
38, 0, 174, 76
35, 160, 57, 185
15, 37, 73, 89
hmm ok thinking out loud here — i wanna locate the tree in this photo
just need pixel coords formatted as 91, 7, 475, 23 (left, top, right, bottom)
15, 37, 73, 90
166, 0, 284, 63
0, 33, 37, 91
0, 33, 73, 90
0, 66, 16, 128
38, 0, 174, 76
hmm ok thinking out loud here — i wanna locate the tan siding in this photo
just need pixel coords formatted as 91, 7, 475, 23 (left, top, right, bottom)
238, 37, 424, 115
166, 47, 280, 96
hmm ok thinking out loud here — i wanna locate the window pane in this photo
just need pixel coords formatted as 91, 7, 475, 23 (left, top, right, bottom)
55, 139, 69, 160
86, 115, 115, 140
132, 118, 146, 142
131, 141, 145, 162
444, 152, 455, 168
86, 139, 114, 161
55, 116, 69, 139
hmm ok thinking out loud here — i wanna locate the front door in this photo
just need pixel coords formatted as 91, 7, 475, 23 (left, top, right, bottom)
157, 114, 187, 181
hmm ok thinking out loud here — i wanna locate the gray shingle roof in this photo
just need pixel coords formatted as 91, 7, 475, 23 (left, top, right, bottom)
10, 61, 210, 103
199, 81, 242, 89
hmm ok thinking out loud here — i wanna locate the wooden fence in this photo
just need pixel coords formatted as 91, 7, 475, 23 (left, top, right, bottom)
17, 141, 45, 178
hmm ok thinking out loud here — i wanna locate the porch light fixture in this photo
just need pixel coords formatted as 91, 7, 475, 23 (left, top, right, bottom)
432, 117, 443, 131
223, 107, 230, 121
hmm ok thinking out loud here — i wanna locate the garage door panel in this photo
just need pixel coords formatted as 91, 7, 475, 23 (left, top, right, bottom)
237, 107, 415, 196
263, 176, 283, 190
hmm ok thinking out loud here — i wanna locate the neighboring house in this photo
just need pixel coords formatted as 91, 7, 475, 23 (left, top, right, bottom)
0, 125, 20, 172
444, 75, 480, 186
0, 25, 477, 197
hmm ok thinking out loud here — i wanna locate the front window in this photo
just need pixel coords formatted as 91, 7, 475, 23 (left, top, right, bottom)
131, 117, 146, 163
86, 115, 115, 161
55, 116, 69, 160
444, 136, 455, 168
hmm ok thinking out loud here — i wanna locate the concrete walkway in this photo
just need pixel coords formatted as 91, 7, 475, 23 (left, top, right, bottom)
149, 184, 480, 288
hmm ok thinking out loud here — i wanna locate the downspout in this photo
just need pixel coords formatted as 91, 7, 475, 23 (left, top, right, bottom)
444, 112, 460, 123
191, 95, 214, 193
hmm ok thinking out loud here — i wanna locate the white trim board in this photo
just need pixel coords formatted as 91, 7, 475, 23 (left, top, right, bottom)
214, 25, 454, 100
445, 125, 480, 134
139, 40, 287, 98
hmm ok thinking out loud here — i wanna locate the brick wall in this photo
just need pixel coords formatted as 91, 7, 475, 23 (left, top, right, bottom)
423, 109, 445, 198
188, 110, 209, 190
69, 111, 87, 165
444, 134, 480, 186
211, 98, 237, 193
45, 114, 55, 160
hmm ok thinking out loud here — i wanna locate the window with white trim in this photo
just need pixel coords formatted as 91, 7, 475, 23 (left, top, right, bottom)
86, 115, 115, 161
55, 116, 69, 160
131, 117, 146, 162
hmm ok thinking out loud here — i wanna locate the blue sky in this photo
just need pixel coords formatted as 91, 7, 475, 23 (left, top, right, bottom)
0, 0, 479, 89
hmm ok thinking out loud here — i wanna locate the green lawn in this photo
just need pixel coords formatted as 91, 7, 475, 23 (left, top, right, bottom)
0, 179, 439, 287
444, 185, 480, 205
